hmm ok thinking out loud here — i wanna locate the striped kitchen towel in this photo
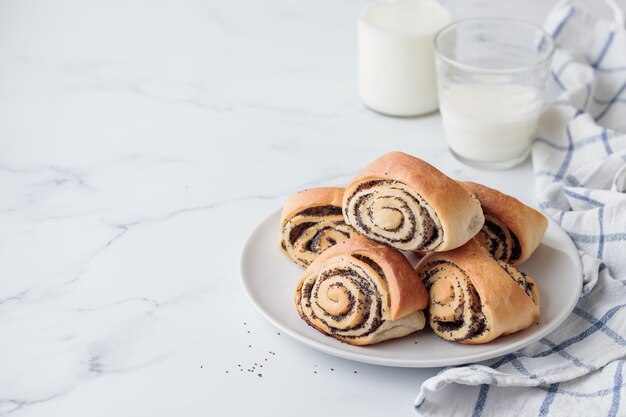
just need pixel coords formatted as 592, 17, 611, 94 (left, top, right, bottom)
415, 2, 626, 416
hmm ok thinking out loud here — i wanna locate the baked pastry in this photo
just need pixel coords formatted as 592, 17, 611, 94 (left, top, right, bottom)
461, 181, 548, 264
416, 239, 540, 344
280, 187, 355, 267
295, 235, 428, 345
343, 152, 484, 252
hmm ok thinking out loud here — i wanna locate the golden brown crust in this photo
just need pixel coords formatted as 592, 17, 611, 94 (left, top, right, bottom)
279, 187, 354, 267
417, 239, 540, 344
461, 181, 548, 264
306, 235, 428, 320
315, 312, 426, 346
344, 152, 484, 251
351, 236, 428, 319
295, 236, 428, 345
280, 187, 345, 228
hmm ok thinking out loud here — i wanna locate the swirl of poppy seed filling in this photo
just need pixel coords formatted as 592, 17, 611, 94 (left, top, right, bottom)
281, 205, 355, 267
344, 180, 443, 251
295, 256, 389, 340
474, 213, 522, 263
496, 260, 539, 304
421, 261, 487, 342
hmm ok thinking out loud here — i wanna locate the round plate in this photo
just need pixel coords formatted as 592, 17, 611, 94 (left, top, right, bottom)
240, 209, 583, 368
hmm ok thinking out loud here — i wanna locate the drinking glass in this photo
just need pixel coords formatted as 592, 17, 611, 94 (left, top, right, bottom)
433, 18, 555, 169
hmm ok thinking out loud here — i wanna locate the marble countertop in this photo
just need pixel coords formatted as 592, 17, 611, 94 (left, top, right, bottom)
0, 0, 600, 415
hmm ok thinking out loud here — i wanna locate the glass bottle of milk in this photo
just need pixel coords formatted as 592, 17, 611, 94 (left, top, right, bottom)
358, 0, 452, 117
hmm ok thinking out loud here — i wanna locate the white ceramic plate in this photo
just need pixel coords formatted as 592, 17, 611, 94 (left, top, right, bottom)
241, 209, 583, 368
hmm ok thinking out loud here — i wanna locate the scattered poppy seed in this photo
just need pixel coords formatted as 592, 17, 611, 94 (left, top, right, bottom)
258, 374, 262, 378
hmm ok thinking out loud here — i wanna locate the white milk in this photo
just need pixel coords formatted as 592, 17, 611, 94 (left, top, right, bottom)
440, 83, 542, 162
358, 0, 451, 116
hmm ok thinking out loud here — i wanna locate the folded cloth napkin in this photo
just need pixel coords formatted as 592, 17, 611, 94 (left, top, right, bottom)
415, 3, 626, 416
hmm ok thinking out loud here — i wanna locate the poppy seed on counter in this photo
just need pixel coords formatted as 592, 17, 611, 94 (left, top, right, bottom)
258, 374, 262, 378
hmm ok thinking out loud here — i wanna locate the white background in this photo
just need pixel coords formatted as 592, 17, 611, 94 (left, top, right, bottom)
0, 0, 624, 416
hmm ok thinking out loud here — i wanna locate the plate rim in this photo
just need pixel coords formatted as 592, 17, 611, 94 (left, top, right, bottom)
240, 208, 583, 368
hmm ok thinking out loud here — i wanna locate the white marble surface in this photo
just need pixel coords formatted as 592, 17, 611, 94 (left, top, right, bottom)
1, 0, 618, 416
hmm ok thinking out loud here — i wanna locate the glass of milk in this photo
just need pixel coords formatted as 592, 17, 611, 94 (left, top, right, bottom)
358, 0, 452, 117
433, 19, 555, 169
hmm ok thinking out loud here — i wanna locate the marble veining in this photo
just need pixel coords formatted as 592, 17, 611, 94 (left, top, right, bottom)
0, 0, 609, 416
